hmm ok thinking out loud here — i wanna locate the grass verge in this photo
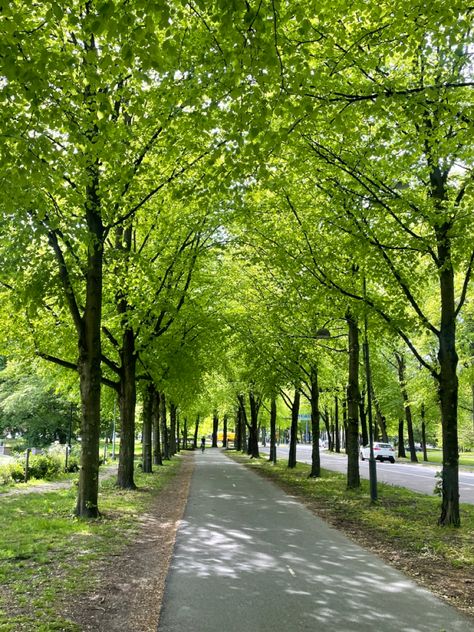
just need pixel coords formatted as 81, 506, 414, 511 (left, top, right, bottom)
0, 458, 181, 631
228, 452, 474, 618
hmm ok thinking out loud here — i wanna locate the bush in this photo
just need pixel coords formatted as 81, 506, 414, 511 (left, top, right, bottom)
28, 454, 62, 480
0, 461, 26, 486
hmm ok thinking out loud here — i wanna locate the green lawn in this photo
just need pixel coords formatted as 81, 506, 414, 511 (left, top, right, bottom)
0, 459, 180, 631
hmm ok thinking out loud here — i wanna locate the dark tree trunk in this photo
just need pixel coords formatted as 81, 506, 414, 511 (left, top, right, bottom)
269, 396, 277, 464
212, 410, 218, 448
322, 408, 333, 451
342, 398, 347, 451
237, 395, 248, 453
142, 384, 153, 473
223, 414, 228, 447
193, 414, 200, 449
152, 388, 162, 466
334, 396, 340, 453
372, 385, 389, 442
117, 327, 137, 489
395, 352, 418, 463
248, 391, 260, 458
421, 404, 428, 462
359, 389, 369, 447
176, 413, 180, 452
437, 226, 460, 526
288, 387, 300, 469
183, 417, 188, 450
235, 408, 242, 451
169, 401, 177, 456
309, 365, 321, 478
346, 310, 361, 489
73, 164, 104, 518
398, 419, 406, 458
161, 393, 169, 459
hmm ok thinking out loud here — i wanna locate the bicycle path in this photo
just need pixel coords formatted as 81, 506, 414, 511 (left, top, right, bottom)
159, 449, 472, 632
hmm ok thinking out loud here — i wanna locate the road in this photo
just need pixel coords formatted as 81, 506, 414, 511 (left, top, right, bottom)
159, 450, 472, 631
260, 444, 474, 505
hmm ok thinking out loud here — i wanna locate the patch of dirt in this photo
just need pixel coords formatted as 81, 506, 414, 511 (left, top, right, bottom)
63, 453, 194, 631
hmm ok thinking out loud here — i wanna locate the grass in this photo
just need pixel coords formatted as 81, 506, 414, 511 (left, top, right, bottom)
0, 458, 181, 631
229, 454, 474, 572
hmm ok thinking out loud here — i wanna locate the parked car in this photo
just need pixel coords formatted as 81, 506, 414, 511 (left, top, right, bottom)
360, 442, 396, 463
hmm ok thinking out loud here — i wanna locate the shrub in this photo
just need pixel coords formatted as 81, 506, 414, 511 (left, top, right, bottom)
0, 461, 26, 485
28, 454, 62, 480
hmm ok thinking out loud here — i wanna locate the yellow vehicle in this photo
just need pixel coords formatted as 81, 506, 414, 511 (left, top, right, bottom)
217, 431, 236, 442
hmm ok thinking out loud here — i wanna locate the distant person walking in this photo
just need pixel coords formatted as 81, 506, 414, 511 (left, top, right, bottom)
200, 436, 206, 453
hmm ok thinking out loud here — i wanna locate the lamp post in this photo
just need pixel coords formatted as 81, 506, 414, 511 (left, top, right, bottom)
112, 399, 117, 460
363, 278, 378, 502
65, 403, 73, 472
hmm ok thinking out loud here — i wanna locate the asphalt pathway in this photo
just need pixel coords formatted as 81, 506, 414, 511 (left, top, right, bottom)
159, 449, 472, 632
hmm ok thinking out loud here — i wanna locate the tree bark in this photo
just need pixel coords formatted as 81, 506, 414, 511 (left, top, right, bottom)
372, 385, 389, 442
269, 396, 277, 464
309, 365, 321, 478
117, 326, 137, 489
212, 410, 218, 448
169, 401, 177, 456
398, 419, 406, 458
346, 310, 361, 489
237, 395, 248, 453
395, 352, 418, 463
248, 391, 260, 458
160, 393, 169, 459
421, 403, 428, 462
288, 387, 300, 469
193, 414, 200, 449
222, 413, 228, 447
358, 389, 368, 447
235, 408, 242, 451
142, 384, 153, 473
152, 388, 162, 466
334, 396, 340, 453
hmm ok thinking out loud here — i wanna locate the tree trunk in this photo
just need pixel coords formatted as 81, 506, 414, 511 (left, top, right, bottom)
193, 414, 200, 449
248, 391, 260, 458
372, 385, 389, 442
152, 388, 162, 466
117, 327, 137, 489
183, 417, 188, 450
212, 410, 218, 448
176, 413, 180, 452
322, 408, 333, 451
161, 393, 169, 459
395, 352, 418, 463
398, 419, 406, 458
437, 226, 460, 526
235, 408, 242, 451
359, 389, 368, 447
288, 387, 300, 468
269, 396, 277, 464
346, 310, 361, 489
237, 395, 248, 453
334, 396, 340, 453
169, 401, 177, 456
342, 398, 347, 451
421, 403, 428, 462
223, 414, 228, 448
142, 384, 153, 473
309, 365, 321, 477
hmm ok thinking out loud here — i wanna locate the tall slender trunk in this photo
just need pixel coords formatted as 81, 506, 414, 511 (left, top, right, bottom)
161, 393, 169, 459
235, 408, 242, 451
176, 413, 180, 452
309, 365, 321, 477
269, 396, 277, 464
169, 402, 177, 456
395, 352, 418, 463
437, 225, 460, 526
237, 395, 248, 453
322, 408, 332, 451
212, 410, 218, 448
223, 414, 228, 447
288, 387, 300, 469
117, 327, 137, 489
372, 385, 389, 442
359, 389, 368, 446
193, 414, 200, 449
183, 417, 188, 450
398, 419, 406, 458
346, 310, 361, 489
334, 396, 340, 453
248, 391, 260, 458
142, 384, 153, 473
342, 398, 347, 451
152, 388, 162, 466
421, 403, 428, 462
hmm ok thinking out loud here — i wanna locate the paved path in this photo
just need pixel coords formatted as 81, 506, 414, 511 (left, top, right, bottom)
159, 449, 472, 631
260, 444, 474, 504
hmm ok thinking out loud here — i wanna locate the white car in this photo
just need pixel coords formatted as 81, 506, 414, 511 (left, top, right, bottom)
360, 442, 396, 463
